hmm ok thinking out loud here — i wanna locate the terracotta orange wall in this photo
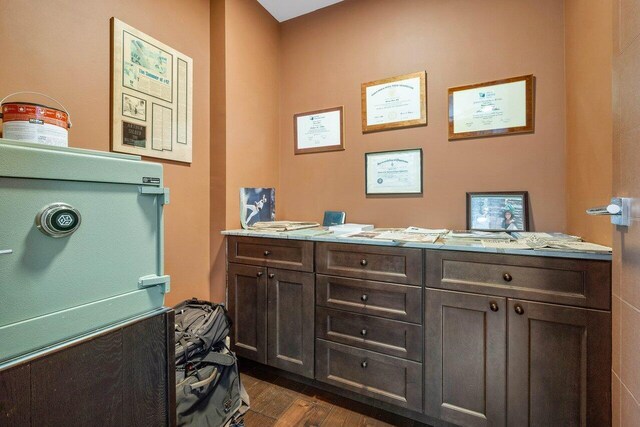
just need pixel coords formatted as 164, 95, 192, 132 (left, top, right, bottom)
224, 0, 280, 230
565, 0, 613, 245
210, 0, 227, 302
278, 0, 567, 231
0, 0, 211, 306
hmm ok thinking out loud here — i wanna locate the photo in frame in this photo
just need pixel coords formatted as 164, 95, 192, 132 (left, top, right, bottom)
365, 149, 423, 195
361, 71, 427, 133
240, 187, 275, 229
449, 75, 534, 141
466, 191, 529, 232
294, 106, 344, 154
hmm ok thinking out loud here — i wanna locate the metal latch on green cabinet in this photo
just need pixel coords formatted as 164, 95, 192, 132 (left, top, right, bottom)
138, 186, 170, 205
138, 274, 171, 293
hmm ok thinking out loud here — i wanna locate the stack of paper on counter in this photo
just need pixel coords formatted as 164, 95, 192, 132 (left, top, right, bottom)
250, 221, 320, 232
444, 230, 514, 245
534, 241, 612, 253
373, 227, 449, 243
328, 223, 374, 234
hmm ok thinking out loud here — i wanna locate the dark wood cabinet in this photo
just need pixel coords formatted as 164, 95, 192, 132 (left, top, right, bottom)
507, 299, 611, 427
227, 248, 315, 378
424, 289, 507, 427
267, 269, 315, 378
228, 236, 314, 272
0, 310, 175, 427
228, 263, 268, 363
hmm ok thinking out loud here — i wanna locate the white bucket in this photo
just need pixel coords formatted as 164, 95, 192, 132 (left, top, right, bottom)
0, 92, 72, 147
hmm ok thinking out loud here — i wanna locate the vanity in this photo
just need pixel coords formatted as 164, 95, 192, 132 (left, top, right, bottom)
224, 231, 611, 427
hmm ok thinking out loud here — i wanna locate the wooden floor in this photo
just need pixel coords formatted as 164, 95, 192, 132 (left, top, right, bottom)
239, 360, 430, 427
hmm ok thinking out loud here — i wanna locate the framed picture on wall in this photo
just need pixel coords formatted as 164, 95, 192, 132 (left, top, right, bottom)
361, 71, 427, 133
449, 75, 534, 140
466, 191, 529, 232
294, 106, 345, 154
365, 149, 423, 195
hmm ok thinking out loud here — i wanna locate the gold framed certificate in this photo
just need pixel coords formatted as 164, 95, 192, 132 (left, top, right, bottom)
365, 149, 423, 195
294, 106, 345, 154
361, 71, 427, 133
448, 75, 534, 140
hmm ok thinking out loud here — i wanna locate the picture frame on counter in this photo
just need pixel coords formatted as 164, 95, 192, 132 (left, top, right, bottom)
361, 71, 427, 133
467, 191, 529, 232
448, 74, 534, 141
365, 148, 423, 195
294, 106, 345, 154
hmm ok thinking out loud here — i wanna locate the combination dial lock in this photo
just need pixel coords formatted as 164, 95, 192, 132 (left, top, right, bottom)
36, 203, 82, 238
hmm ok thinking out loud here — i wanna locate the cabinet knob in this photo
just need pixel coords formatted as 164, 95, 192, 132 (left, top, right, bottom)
360, 360, 368, 368
268, 273, 275, 279
503, 273, 513, 282
360, 329, 368, 336
360, 259, 368, 266
256, 271, 263, 277
263, 250, 271, 256
360, 294, 369, 302
489, 301, 499, 312
514, 304, 525, 315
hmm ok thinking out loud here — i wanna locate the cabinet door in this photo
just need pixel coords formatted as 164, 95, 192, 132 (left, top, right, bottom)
267, 269, 315, 378
228, 263, 267, 363
507, 300, 611, 427
425, 289, 506, 427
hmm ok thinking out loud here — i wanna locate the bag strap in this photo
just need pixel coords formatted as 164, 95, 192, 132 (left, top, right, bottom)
198, 351, 236, 367
184, 367, 219, 394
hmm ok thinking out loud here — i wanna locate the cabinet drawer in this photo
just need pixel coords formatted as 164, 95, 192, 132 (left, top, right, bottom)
315, 339, 422, 411
426, 250, 611, 310
316, 307, 422, 361
227, 236, 314, 272
316, 275, 422, 323
316, 243, 422, 285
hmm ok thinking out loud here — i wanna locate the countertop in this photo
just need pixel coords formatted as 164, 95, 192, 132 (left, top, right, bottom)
222, 229, 613, 261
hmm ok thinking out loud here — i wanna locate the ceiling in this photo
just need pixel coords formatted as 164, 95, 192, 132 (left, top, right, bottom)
257, 0, 344, 22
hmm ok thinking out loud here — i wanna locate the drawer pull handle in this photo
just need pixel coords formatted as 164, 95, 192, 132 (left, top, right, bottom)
489, 301, 499, 312
268, 273, 275, 279
503, 273, 513, 282
360, 361, 368, 368
263, 250, 271, 256
360, 259, 368, 266
514, 304, 525, 315
257, 272, 263, 277
360, 294, 369, 302
360, 329, 368, 336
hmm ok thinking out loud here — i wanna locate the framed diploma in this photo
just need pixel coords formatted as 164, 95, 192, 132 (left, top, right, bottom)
361, 71, 427, 133
294, 106, 345, 154
365, 149, 423, 195
448, 75, 534, 140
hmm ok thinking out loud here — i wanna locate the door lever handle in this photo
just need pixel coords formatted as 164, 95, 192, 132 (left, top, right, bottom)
586, 197, 631, 226
0, 249, 13, 256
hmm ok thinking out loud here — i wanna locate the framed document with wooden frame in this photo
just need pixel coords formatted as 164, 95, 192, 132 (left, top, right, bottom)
361, 71, 427, 133
448, 74, 534, 141
294, 106, 345, 155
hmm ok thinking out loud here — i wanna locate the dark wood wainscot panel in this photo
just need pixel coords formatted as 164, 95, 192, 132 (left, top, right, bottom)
316, 242, 423, 285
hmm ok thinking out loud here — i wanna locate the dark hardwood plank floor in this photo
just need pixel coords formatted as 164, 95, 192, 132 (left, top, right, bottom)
239, 360, 430, 427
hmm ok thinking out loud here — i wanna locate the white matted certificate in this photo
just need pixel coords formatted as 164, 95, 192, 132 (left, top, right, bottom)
361, 71, 427, 133
365, 149, 423, 195
448, 75, 534, 140
294, 106, 344, 154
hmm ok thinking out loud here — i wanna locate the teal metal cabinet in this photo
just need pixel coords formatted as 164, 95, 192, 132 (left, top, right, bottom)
0, 139, 170, 366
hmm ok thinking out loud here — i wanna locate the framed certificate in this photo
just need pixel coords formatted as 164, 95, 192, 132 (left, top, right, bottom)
361, 71, 427, 133
365, 149, 423, 195
294, 106, 345, 154
449, 75, 534, 140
